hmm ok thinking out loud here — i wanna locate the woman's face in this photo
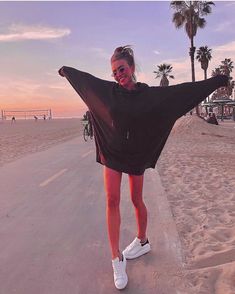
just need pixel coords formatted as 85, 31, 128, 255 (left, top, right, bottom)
111, 59, 136, 90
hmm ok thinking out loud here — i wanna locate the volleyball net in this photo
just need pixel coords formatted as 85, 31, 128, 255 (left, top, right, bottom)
1, 109, 52, 120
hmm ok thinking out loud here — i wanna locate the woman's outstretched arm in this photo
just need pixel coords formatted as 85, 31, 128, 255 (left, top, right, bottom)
58, 66, 114, 127
155, 75, 229, 120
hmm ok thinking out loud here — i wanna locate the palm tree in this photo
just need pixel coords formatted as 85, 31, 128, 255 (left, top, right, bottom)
170, 1, 215, 115
211, 67, 221, 77
153, 64, 175, 86
220, 58, 234, 97
171, 1, 214, 82
196, 46, 212, 80
211, 59, 234, 119
220, 58, 234, 76
211, 67, 225, 101
211, 59, 234, 99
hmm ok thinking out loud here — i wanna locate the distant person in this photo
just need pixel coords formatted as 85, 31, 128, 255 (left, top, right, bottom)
59, 45, 228, 290
34, 116, 38, 122
82, 113, 87, 121
232, 108, 235, 122
86, 110, 93, 138
43, 114, 46, 121
206, 113, 219, 125
11, 116, 16, 123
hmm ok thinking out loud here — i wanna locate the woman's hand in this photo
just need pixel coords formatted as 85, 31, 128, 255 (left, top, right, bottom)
58, 67, 65, 77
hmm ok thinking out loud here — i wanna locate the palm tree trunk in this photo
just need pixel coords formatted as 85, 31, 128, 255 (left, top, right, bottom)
204, 69, 208, 102
189, 38, 196, 82
189, 37, 199, 115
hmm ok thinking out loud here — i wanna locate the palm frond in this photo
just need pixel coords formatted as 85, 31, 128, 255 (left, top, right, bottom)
172, 12, 185, 28
153, 63, 175, 85
196, 17, 206, 28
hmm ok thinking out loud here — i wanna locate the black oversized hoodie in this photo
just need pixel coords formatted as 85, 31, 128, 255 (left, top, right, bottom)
61, 66, 228, 175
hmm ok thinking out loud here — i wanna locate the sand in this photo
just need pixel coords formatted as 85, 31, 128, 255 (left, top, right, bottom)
1, 115, 235, 293
0, 118, 83, 167
157, 116, 235, 294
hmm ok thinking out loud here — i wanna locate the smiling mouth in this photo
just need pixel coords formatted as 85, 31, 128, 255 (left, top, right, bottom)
119, 77, 125, 83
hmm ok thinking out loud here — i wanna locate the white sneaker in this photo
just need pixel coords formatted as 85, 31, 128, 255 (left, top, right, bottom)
112, 255, 128, 290
123, 237, 151, 260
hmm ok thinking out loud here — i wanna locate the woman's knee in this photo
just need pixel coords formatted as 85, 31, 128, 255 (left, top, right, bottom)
107, 193, 120, 209
131, 194, 144, 208
128, 174, 144, 208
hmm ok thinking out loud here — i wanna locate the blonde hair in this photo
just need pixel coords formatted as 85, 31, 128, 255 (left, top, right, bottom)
111, 45, 136, 82
111, 45, 135, 67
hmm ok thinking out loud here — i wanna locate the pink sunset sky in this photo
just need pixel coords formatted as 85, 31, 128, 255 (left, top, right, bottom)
0, 1, 235, 118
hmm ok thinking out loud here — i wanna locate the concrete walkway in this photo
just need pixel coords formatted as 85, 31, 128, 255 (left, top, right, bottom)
0, 137, 189, 294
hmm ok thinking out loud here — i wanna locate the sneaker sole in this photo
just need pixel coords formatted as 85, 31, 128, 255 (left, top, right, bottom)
123, 245, 151, 260
115, 275, 128, 290
113, 257, 128, 290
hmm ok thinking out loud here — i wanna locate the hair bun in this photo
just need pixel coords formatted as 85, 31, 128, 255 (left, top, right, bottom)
111, 45, 135, 67
114, 45, 133, 56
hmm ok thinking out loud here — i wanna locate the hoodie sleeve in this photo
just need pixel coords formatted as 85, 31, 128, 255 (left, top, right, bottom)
59, 66, 116, 128
59, 66, 114, 111
152, 75, 229, 120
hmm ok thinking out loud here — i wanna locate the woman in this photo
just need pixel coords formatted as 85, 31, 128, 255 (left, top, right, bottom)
59, 46, 228, 290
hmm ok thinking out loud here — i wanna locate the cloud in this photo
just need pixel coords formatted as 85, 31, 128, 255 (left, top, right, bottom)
225, 2, 235, 7
213, 41, 235, 54
214, 21, 235, 33
153, 50, 160, 55
0, 24, 70, 42
0, 73, 81, 97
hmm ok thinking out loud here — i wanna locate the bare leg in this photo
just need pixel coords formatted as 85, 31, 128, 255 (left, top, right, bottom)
128, 174, 147, 241
103, 166, 122, 259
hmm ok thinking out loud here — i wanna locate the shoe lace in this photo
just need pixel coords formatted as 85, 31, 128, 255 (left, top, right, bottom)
127, 238, 139, 250
113, 261, 123, 278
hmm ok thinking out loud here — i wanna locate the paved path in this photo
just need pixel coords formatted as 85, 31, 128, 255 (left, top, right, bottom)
0, 137, 190, 294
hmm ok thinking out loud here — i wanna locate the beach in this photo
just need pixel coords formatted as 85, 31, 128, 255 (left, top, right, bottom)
0, 118, 83, 167
157, 116, 235, 293
1, 115, 235, 293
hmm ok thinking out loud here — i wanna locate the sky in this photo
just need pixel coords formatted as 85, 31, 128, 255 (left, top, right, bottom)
0, 0, 235, 118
